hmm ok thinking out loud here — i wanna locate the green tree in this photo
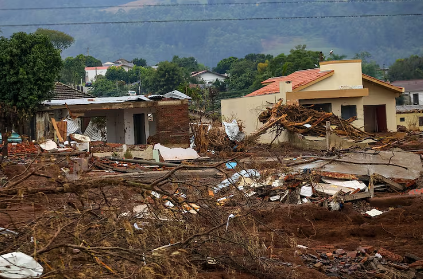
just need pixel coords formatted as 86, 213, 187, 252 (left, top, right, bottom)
85, 56, 102, 67
284, 45, 321, 74
139, 67, 156, 94
91, 76, 120, 97
34, 28, 74, 50
105, 66, 129, 83
388, 55, 423, 81
172, 56, 202, 73
151, 61, 184, 94
60, 54, 86, 85
213, 57, 238, 74
326, 53, 347, 61
132, 58, 147, 67
0, 32, 62, 157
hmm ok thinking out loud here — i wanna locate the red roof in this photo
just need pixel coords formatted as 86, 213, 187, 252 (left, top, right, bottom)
245, 69, 334, 97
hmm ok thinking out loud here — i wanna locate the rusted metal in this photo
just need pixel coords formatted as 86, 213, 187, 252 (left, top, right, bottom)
316, 171, 359, 180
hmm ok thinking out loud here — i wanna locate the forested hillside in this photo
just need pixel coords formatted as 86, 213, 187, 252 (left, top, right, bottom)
0, 0, 422, 67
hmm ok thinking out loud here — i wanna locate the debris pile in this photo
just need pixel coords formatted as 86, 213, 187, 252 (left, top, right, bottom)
190, 121, 245, 153
301, 245, 421, 278
256, 100, 370, 141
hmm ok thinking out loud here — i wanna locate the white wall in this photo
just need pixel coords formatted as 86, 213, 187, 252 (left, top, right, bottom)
86, 68, 108, 82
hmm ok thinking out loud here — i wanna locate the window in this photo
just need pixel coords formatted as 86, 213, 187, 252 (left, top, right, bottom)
341, 105, 357, 120
419, 117, 423, 127
413, 94, 419, 105
400, 117, 405, 122
303, 103, 332, 113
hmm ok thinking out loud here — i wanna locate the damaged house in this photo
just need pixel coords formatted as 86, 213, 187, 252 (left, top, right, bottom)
35, 85, 191, 146
221, 60, 405, 143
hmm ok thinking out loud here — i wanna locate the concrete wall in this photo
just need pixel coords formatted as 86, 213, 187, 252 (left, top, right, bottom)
84, 107, 156, 145
299, 97, 364, 129
362, 80, 398, 132
86, 69, 108, 82
221, 92, 289, 143
305, 60, 363, 92
396, 112, 423, 131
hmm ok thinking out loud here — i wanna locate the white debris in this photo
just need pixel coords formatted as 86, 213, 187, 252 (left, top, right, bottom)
0, 252, 43, 278
154, 143, 199, 161
223, 119, 245, 142
151, 191, 161, 199
215, 169, 260, 192
375, 253, 383, 258
366, 209, 383, 217
297, 245, 308, 249
39, 139, 57, 151
300, 186, 313, 197
321, 178, 367, 191
269, 195, 281, 201
164, 201, 174, 208
0, 228, 18, 236
226, 214, 235, 231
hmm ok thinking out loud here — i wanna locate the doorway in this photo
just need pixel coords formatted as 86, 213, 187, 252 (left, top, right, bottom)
133, 114, 146, 144
363, 105, 387, 133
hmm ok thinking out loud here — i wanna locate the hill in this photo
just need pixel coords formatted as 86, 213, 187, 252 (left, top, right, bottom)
0, 0, 422, 67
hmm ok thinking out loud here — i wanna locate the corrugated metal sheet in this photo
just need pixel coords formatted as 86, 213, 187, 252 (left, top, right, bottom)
396, 105, 423, 113
163, 90, 191, 100
42, 95, 151, 106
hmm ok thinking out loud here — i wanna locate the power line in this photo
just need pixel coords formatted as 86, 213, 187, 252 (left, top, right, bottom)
0, 0, 419, 11
0, 13, 421, 27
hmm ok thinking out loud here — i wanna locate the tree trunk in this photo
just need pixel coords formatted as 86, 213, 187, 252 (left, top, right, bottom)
1, 133, 9, 159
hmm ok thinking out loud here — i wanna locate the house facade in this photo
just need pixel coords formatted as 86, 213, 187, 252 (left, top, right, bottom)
396, 105, 423, 131
221, 60, 404, 143
391, 79, 423, 105
36, 96, 190, 146
191, 70, 227, 86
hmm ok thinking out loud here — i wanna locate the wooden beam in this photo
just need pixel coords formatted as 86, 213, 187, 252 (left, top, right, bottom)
287, 88, 369, 101
51, 118, 64, 142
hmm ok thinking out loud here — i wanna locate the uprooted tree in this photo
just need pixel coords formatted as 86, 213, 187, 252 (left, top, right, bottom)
0, 32, 62, 158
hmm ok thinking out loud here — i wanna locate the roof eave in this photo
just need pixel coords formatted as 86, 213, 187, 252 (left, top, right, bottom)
362, 74, 404, 93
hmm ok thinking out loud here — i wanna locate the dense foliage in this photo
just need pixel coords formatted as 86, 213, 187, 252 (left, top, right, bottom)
388, 55, 423, 81
0, 32, 62, 156
34, 28, 74, 50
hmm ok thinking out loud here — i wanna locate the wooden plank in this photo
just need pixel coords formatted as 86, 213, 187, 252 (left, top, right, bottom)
372, 173, 405, 191
342, 192, 371, 202
56, 121, 67, 142
51, 118, 64, 142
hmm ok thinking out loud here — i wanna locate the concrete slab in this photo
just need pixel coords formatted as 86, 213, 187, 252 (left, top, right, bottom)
295, 151, 422, 180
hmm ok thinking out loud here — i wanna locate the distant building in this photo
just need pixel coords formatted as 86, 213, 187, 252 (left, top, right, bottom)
391, 79, 423, 105
85, 66, 110, 82
113, 58, 134, 71
191, 70, 227, 86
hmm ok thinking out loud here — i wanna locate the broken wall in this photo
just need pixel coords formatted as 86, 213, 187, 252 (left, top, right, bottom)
151, 101, 190, 146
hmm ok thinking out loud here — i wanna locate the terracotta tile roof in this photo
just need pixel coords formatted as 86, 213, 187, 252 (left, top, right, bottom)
391, 79, 423, 92
245, 69, 334, 97
51, 82, 93, 100
362, 74, 404, 93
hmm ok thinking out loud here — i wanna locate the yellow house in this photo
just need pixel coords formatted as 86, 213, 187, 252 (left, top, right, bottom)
221, 60, 404, 143
396, 106, 423, 131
